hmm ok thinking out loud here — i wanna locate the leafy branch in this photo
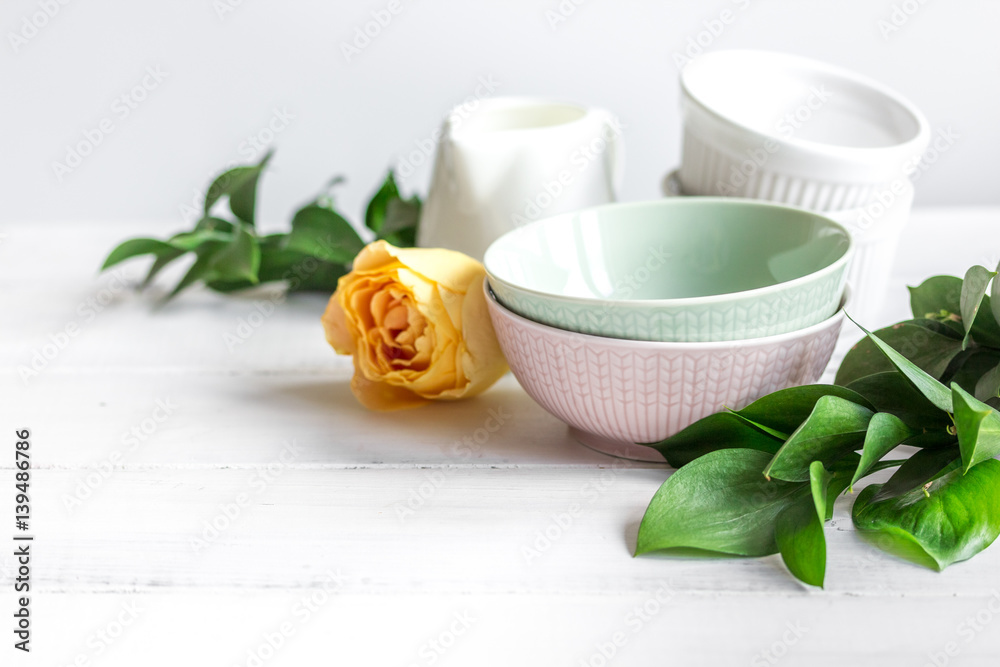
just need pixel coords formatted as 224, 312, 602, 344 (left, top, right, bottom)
635, 264, 1000, 587
101, 151, 422, 299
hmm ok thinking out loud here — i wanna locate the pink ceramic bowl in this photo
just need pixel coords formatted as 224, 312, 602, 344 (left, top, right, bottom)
486, 281, 846, 462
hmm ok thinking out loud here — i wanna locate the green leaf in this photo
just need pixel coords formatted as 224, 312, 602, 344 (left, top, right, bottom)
971, 294, 1000, 348
960, 266, 997, 349
851, 413, 916, 491
203, 150, 272, 225
850, 318, 954, 413
287, 205, 365, 264
902, 430, 959, 449
256, 235, 313, 282
775, 461, 831, 587
975, 363, 1000, 402
141, 248, 186, 288
364, 171, 401, 234
169, 228, 232, 250
201, 279, 255, 294
809, 460, 834, 525
909, 275, 963, 335
195, 216, 235, 234
853, 459, 1000, 571
250, 234, 296, 283
167, 241, 227, 299
288, 262, 348, 292
644, 412, 783, 468
379, 197, 421, 246
101, 238, 180, 271
165, 227, 260, 299
364, 171, 422, 246
254, 235, 348, 292
764, 396, 874, 482
210, 225, 260, 284
917, 317, 969, 341
845, 371, 951, 430
824, 468, 855, 520
952, 383, 1000, 473
733, 385, 875, 437
726, 412, 788, 441
992, 261, 1000, 333
635, 449, 810, 557
835, 323, 964, 386
776, 502, 826, 586
945, 348, 1000, 397
117, 226, 233, 291
872, 446, 961, 502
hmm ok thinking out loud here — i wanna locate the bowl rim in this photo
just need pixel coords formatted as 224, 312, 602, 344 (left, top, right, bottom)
483, 197, 854, 309
680, 49, 931, 159
486, 280, 850, 351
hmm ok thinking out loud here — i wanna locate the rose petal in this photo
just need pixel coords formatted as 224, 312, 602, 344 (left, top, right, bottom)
374, 241, 484, 294
349, 358, 429, 411
349, 241, 403, 273
320, 293, 356, 355
323, 241, 508, 410
402, 338, 462, 398
384, 304, 409, 332
456, 275, 509, 398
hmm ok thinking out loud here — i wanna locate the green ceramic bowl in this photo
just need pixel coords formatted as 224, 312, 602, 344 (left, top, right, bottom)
483, 198, 852, 342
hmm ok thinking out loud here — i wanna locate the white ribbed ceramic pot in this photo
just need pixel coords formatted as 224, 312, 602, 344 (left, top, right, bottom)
678, 50, 929, 211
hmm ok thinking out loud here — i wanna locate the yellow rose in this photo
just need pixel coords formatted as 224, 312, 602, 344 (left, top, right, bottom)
322, 240, 509, 410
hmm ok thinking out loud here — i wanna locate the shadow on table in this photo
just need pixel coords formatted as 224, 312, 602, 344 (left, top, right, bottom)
262, 373, 620, 465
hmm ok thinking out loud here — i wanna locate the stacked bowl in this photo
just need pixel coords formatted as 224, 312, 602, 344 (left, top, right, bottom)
483, 198, 853, 462
668, 50, 929, 323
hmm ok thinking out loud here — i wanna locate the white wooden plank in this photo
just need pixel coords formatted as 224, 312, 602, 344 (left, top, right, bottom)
8, 590, 1000, 667
2, 468, 996, 598
3, 371, 625, 467
5, 590, 999, 667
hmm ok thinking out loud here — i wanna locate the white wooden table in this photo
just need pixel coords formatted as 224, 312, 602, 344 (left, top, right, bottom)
3, 209, 1000, 666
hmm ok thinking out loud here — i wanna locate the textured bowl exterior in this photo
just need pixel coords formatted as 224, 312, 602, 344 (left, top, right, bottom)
488, 261, 847, 343
679, 128, 885, 211
487, 283, 845, 448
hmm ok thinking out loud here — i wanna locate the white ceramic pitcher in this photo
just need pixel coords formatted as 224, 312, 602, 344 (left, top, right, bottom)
417, 97, 625, 260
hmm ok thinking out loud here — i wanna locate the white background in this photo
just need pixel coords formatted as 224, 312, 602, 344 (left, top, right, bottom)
2, 0, 998, 230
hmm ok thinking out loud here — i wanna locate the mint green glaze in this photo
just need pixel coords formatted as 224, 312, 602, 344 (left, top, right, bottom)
483, 198, 852, 342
